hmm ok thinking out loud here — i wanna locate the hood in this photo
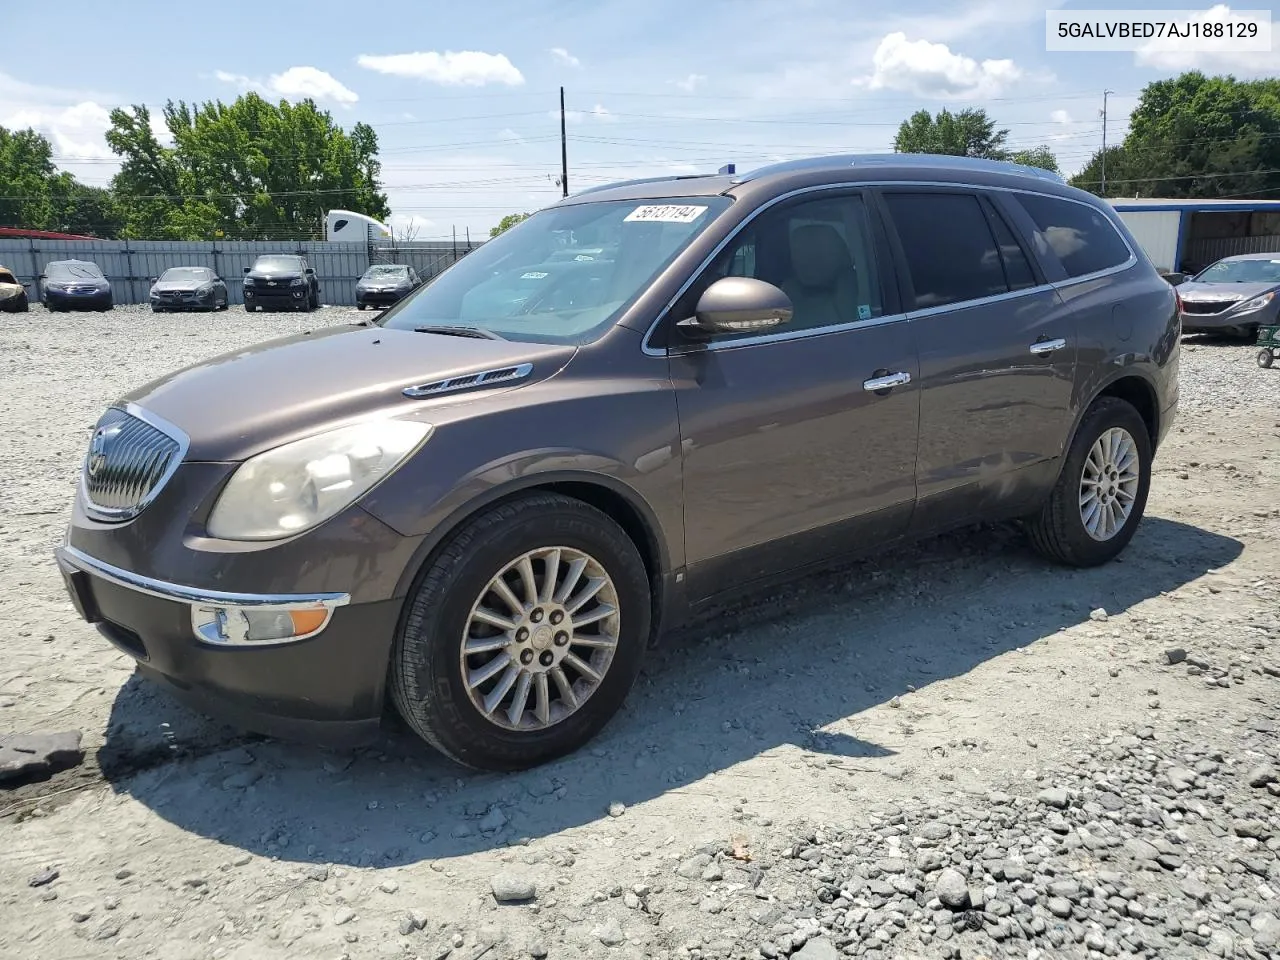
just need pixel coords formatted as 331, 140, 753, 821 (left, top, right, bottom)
49, 276, 107, 287
120, 324, 574, 461
246, 267, 303, 281
153, 280, 210, 292
1178, 279, 1278, 302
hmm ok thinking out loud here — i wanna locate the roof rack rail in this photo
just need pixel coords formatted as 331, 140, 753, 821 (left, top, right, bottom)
566, 173, 720, 198
730, 153, 1066, 185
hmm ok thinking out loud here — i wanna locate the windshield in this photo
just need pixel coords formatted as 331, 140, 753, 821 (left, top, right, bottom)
253, 256, 303, 272
363, 265, 409, 279
48, 262, 103, 279
378, 196, 732, 344
1194, 258, 1280, 284
160, 267, 212, 282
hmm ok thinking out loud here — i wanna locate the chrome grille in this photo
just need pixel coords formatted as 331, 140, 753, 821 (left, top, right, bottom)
81, 406, 185, 520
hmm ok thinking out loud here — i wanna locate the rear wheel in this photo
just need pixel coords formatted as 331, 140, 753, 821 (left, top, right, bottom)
391, 493, 651, 771
1260, 349, 1275, 369
1024, 397, 1152, 567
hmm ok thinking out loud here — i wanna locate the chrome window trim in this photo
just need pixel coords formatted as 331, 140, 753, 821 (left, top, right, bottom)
640, 179, 1138, 357
79, 401, 191, 523
55, 544, 351, 610
904, 282, 1058, 321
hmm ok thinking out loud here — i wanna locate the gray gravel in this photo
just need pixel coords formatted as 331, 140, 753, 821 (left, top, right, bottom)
1, 310, 1278, 959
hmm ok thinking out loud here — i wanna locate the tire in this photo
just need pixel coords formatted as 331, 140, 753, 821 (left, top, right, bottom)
1260, 349, 1275, 369
391, 492, 652, 771
1238, 324, 1259, 342
356, 303, 366, 311
1023, 396, 1152, 568
17, 294, 28, 313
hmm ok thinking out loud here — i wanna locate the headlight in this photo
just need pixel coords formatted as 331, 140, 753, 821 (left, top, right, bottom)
206, 419, 432, 540
1233, 291, 1275, 315
196, 283, 213, 296
243, 277, 256, 287
46, 282, 67, 291
289, 278, 304, 287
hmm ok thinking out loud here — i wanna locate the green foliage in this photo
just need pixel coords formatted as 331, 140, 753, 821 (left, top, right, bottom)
490, 212, 532, 238
893, 108, 1010, 159
1072, 72, 1280, 198
1009, 146, 1061, 174
106, 94, 390, 240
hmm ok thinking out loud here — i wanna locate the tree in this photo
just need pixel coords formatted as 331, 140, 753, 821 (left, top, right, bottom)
490, 212, 531, 238
106, 94, 391, 240
1009, 146, 1061, 174
0, 126, 59, 229
893, 108, 1009, 159
1072, 72, 1280, 199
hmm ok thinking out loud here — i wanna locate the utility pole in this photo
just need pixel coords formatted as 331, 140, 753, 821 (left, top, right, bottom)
559, 86, 569, 198
1100, 89, 1114, 196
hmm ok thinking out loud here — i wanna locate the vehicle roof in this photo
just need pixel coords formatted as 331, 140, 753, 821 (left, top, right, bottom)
557, 153, 1085, 207
1109, 197, 1280, 212
1210, 252, 1280, 262
45, 258, 100, 266
162, 265, 214, 271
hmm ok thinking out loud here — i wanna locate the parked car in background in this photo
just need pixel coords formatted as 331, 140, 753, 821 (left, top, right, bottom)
39, 259, 113, 311
54, 154, 1178, 772
242, 254, 319, 311
150, 266, 229, 312
1176, 252, 1280, 339
0, 265, 28, 312
355, 264, 423, 310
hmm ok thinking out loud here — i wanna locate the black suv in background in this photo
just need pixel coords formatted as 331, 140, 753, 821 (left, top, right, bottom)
56, 154, 1179, 771
242, 254, 320, 311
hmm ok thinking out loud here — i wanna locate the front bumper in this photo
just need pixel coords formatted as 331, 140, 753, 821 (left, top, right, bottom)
55, 544, 399, 746
152, 293, 217, 311
1180, 309, 1262, 332
357, 289, 408, 307
244, 287, 308, 308
46, 291, 111, 310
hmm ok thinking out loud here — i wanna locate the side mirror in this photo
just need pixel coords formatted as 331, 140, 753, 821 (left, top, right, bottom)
305, 267, 315, 275
677, 277, 794, 337
243, 267, 250, 274
1162, 272, 1186, 286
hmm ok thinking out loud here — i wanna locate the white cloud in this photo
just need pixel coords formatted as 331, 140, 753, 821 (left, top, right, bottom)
498, 127, 527, 144
857, 32, 1022, 99
1135, 6, 1277, 74
549, 47, 581, 68
0, 73, 124, 178
356, 51, 524, 87
673, 73, 707, 92
387, 212, 438, 241
214, 66, 358, 105
1051, 109, 1072, 125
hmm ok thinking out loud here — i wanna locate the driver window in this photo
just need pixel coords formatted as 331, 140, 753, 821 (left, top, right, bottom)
676, 192, 885, 344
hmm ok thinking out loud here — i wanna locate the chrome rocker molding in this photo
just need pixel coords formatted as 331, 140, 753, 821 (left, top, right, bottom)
54, 544, 351, 611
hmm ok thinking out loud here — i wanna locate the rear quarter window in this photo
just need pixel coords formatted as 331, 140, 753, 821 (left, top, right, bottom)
1014, 193, 1132, 279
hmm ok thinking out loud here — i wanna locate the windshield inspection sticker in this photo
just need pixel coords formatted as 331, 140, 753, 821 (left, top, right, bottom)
521, 271, 549, 279
624, 204, 708, 224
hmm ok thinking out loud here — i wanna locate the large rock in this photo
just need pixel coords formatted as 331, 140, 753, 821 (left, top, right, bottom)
0, 731, 83, 784
935, 868, 970, 910
490, 873, 537, 903
792, 939, 839, 960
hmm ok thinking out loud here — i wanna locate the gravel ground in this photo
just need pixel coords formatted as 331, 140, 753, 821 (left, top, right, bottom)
1, 303, 1279, 960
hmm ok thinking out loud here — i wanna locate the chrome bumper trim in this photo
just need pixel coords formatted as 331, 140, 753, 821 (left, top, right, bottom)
54, 544, 350, 610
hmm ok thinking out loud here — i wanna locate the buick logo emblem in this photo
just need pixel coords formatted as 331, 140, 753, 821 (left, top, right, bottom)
87, 425, 115, 478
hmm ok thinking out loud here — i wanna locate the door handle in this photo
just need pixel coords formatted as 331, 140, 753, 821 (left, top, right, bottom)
1029, 338, 1067, 355
862, 371, 912, 392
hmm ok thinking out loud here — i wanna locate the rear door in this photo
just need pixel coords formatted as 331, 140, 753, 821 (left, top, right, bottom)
665, 189, 921, 601
875, 187, 1078, 531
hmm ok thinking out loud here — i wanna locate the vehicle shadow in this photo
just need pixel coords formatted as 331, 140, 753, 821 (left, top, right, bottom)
97, 515, 1241, 868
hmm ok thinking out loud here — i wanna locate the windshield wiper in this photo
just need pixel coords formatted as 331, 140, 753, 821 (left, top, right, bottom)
413, 324, 505, 341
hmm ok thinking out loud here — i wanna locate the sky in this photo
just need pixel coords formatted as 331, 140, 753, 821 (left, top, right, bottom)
2, 0, 1276, 241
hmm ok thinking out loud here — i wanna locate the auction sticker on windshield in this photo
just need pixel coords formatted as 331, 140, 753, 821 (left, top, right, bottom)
624, 205, 708, 224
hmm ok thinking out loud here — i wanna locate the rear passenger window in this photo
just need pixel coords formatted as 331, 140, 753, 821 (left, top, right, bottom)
1014, 193, 1132, 279
985, 204, 1037, 291
882, 193, 1008, 309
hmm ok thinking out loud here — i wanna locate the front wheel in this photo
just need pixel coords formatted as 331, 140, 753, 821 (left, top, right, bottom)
391, 493, 651, 771
1260, 349, 1275, 369
1023, 397, 1152, 567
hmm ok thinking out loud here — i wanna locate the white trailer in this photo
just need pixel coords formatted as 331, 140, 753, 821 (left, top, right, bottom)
325, 209, 392, 243
1108, 198, 1280, 276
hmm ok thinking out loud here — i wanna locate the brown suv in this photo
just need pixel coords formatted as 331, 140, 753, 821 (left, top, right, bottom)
55, 155, 1180, 771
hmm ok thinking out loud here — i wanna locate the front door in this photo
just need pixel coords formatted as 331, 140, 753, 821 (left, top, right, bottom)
664, 190, 921, 602
875, 188, 1078, 530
